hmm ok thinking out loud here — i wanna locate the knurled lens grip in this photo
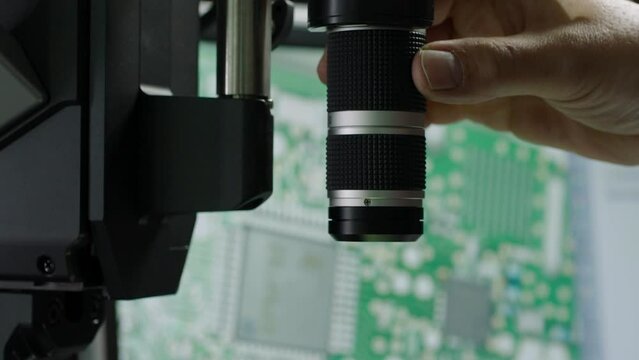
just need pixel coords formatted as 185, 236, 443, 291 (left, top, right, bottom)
326, 29, 426, 193
327, 29, 426, 112
327, 134, 425, 191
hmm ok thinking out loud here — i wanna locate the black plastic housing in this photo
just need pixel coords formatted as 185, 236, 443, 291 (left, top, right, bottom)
308, 0, 434, 29
139, 95, 273, 214
1, 0, 276, 356
0, 0, 273, 299
329, 207, 423, 242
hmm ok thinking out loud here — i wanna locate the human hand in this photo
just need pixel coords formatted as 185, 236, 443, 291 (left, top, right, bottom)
318, 0, 639, 165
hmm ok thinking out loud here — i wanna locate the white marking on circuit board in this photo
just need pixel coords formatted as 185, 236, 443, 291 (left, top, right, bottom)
329, 245, 359, 353
189, 214, 239, 339
402, 247, 422, 270
478, 251, 500, 281
426, 125, 447, 151
546, 342, 571, 360
515, 339, 571, 360
516, 338, 544, 360
220, 224, 246, 343
414, 274, 435, 300
207, 216, 232, 334
453, 235, 480, 277
424, 326, 443, 351
371, 336, 387, 354
392, 270, 411, 296
488, 332, 515, 357
235, 341, 323, 360
517, 310, 545, 335
544, 178, 566, 274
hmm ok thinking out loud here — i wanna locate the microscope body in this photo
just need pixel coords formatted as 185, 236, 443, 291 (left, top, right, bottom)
0, 0, 287, 358
0, 0, 431, 357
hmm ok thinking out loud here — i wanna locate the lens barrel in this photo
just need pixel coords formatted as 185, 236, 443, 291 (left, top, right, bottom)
308, 0, 433, 29
309, 0, 433, 242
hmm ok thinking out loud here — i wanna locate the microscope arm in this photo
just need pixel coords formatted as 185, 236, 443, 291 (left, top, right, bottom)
1, 1, 294, 359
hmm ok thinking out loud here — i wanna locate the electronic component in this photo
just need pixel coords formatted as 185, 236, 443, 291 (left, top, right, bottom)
443, 279, 492, 344
238, 228, 335, 351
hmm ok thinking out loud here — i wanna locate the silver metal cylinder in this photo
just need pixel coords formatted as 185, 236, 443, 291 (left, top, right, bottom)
328, 111, 425, 136
217, 0, 272, 98
329, 190, 424, 208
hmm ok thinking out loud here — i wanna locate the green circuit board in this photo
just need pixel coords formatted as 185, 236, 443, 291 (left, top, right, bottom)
118, 43, 579, 360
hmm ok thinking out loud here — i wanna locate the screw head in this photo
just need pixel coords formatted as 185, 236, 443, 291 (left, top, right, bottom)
364, 199, 371, 206
37, 255, 56, 275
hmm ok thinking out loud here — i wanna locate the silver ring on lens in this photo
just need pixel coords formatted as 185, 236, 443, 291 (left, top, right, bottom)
329, 190, 424, 208
328, 111, 425, 136
328, 26, 425, 34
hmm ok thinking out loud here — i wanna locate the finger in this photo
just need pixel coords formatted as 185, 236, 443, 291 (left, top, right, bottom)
412, 28, 594, 105
427, 19, 454, 43
426, 98, 639, 165
434, 0, 454, 26
317, 49, 327, 84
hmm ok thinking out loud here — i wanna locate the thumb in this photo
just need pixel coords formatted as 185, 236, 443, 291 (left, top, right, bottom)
413, 33, 587, 104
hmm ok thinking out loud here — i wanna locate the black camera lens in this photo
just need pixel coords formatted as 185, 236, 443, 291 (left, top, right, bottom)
309, 0, 433, 242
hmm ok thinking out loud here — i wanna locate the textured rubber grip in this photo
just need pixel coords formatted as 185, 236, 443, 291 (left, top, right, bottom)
327, 29, 426, 112
327, 134, 425, 191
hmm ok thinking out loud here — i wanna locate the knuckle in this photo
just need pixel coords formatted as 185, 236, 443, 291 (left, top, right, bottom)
455, 38, 516, 97
547, 27, 605, 101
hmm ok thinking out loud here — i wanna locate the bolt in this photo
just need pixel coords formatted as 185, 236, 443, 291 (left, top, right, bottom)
37, 256, 56, 275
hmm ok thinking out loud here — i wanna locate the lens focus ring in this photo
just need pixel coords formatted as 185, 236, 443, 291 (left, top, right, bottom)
327, 29, 426, 112
327, 134, 425, 191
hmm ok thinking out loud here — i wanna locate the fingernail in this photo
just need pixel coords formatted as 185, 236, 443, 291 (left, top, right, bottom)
420, 50, 463, 90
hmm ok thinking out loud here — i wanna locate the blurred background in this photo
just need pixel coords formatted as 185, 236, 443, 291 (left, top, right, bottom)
85, 2, 639, 359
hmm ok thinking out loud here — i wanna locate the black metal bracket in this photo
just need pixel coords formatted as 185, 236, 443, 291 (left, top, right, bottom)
138, 95, 274, 215
1, 2, 280, 357
4, 290, 105, 360
272, 0, 295, 49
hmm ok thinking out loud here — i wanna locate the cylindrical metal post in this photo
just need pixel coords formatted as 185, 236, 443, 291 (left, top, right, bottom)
217, 0, 272, 99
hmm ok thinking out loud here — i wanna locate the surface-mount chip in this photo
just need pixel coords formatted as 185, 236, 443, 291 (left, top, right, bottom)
444, 279, 492, 344
237, 228, 335, 352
